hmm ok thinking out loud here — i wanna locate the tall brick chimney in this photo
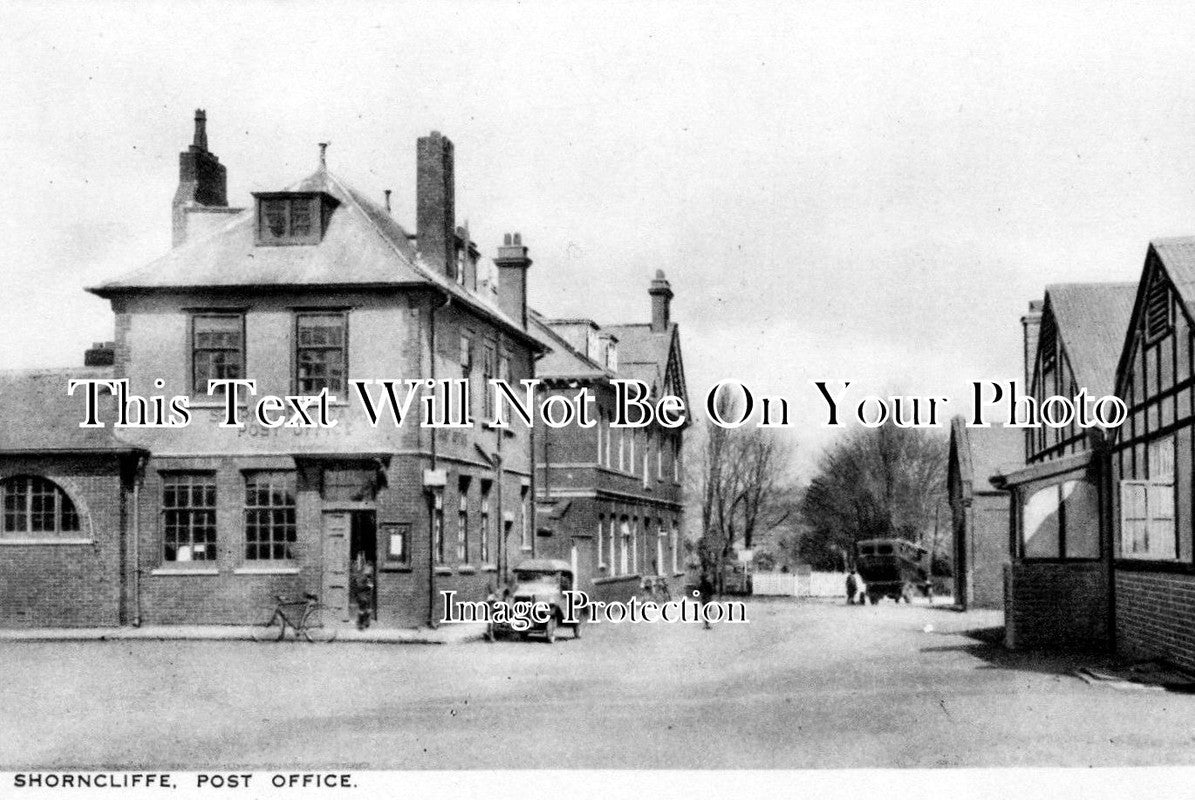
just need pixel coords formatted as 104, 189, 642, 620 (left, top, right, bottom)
172, 109, 230, 247
494, 232, 532, 328
1021, 299, 1044, 391
649, 270, 673, 333
417, 131, 455, 277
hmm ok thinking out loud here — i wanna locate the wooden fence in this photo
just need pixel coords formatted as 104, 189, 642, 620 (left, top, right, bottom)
751, 571, 848, 598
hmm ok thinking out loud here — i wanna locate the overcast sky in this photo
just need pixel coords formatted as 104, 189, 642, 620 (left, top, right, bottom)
4, 1, 1195, 473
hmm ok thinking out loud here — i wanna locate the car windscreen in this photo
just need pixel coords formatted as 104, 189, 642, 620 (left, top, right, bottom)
514, 572, 559, 589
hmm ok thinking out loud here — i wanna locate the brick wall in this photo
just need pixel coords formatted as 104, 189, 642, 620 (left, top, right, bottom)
1114, 569, 1195, 672
0, 455, 127, 628
971, 495, 1009, 609
1004, 561, 1108, 650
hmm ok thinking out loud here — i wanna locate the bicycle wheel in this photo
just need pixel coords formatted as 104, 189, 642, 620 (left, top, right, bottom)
299, 606, 337, 643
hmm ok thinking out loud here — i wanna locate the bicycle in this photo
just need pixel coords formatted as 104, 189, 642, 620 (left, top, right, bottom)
253, 593, 337, 643
640, 575, 672, 602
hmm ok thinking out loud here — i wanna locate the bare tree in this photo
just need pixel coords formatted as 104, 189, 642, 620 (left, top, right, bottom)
798, 425, 947, 571
687, 386, 796, 589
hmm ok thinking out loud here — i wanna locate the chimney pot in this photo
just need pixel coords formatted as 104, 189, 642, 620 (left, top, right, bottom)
193, 109, 208, 151
649, 271, 674, 333
1021, 299, 1044, 392
174, 109, 228, 247
494, 233, 532, 328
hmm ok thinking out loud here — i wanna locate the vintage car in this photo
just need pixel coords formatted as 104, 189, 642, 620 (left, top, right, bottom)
855, 538, 933, 604
487, 559, 582, 643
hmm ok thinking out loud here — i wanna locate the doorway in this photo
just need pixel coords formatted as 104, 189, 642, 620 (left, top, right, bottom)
350, 511, 378, 625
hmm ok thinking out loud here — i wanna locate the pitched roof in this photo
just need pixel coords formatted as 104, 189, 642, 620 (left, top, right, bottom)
950, 416, 1023, 495
1151, 236, 1195, 309
88, 167, 547, 350
1044, 282, 1137, 399
605, 322, 679, 390
0, 369, 142, 454
528, 311, 610, 380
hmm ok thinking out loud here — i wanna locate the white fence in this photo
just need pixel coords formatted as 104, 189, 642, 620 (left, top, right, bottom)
751, 571, 848, 598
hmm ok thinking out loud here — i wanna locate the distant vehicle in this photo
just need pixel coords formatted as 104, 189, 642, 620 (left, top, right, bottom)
487, 559, 582, 643
855, 538, 933, 604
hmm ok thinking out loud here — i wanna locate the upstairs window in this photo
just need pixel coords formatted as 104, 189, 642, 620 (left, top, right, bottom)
457, 477, 470, 563
482, 344, 496, 421
2, 476, 80, 536
254, 192, 336, 246
192, 314, 244, 394
296, 312, 347, 394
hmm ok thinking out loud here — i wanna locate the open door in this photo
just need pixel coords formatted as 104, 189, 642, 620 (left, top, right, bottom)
350, 511, 378, 624
322, 512, 352, 626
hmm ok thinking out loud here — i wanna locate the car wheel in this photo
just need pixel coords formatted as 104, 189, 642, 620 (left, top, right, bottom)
544, 615, 558, 644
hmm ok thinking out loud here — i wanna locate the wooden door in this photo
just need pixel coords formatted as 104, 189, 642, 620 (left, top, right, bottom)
322, 511, 352, 626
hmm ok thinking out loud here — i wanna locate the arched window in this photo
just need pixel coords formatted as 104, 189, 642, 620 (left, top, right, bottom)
2, 476, 80, 535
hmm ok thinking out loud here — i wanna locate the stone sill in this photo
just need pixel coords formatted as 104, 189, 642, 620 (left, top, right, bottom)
0, 538, 93, 546
151, 567, 220, 577
233, 566, 301, 576
593, 573, 641, 585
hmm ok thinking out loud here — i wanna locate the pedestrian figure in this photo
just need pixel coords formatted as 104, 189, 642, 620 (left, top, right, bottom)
351, 553, 374, 630
697, 570, 715, 629
846, 569, 859, 605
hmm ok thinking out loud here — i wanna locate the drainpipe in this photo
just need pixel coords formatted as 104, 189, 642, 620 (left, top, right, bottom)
132, 452, 146, 627
427, 290, 452, 628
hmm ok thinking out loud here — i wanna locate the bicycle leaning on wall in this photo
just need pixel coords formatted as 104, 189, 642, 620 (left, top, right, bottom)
253, 593, 337, 643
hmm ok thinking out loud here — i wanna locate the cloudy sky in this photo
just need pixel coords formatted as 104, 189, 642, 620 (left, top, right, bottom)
4, 1, 1195, 472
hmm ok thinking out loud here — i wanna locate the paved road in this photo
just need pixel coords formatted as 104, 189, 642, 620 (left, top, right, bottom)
2, 598, 1193, 769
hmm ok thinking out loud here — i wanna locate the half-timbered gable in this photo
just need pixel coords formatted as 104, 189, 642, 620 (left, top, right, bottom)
1107, 238, 1195, 670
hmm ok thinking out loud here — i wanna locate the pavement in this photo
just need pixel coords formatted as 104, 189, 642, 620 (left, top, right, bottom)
2, 597, 1194, 769
0, 623, 486, 645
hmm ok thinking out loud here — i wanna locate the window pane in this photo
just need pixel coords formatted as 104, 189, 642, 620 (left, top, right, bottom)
1, 476, 79, 535
1023, 485, 1061, 557
161, 474, 217, 562
243, 472, 296, 560
289, 199, 312, 236
193, 315, 244, 393
296, 314, 346, 393
1149, 437, 1175, 480
1122, 482, 1147, 520
264, 199, 287, 237
1061, 480, 1099, 559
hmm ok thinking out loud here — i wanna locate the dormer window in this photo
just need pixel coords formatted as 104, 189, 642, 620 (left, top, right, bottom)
253, 191, 338, 246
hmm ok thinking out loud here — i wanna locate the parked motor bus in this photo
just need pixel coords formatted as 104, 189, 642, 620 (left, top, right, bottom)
855, 538, 933, 604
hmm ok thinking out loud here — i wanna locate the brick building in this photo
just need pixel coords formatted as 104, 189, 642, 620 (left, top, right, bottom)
0, 112, 564, 630
946, 416, 1021, 610
529, 273, 689, 603
993, 283, 1136, 649
0, 369, 144, 627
